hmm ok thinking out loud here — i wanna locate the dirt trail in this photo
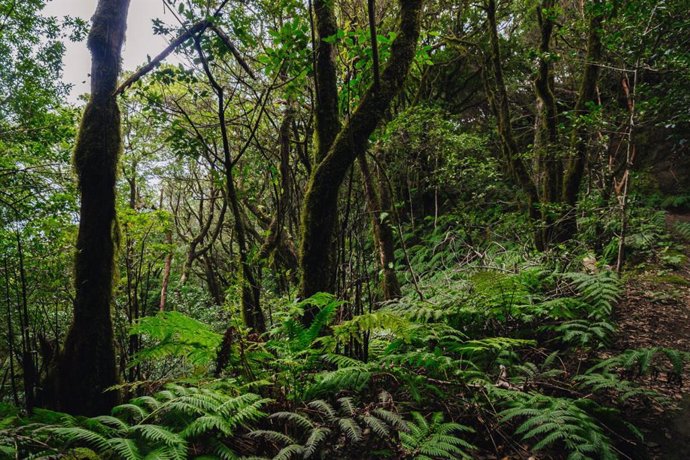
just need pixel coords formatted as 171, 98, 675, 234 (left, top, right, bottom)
613, 213, 690, 459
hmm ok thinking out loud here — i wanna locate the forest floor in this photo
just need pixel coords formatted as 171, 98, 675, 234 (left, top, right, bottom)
612, 212, 690, 459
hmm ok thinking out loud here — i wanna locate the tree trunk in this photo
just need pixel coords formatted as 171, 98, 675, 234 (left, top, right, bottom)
484, 0, 541, 242
560, 1, 604, 239
533, 0, 563, 247
483, 0, 603, 249
54, 0, 131, 415
203, 253, 224, 306
193, 37, 266, 333
258, 101, 296, 274
159, 229, 173, 311
312, 0, 341, 164
358, 154, 401, 300
299, 0, 424, 319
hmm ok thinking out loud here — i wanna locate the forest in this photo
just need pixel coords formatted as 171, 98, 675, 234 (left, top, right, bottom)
1, 0, 690, 458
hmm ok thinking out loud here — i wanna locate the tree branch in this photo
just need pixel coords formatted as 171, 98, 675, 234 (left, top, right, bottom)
114, 19, 212, 96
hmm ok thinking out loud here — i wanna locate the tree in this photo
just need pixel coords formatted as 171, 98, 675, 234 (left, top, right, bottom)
483, 0, 603, 249
299, 0, 424, 311
51, 0, 131, 415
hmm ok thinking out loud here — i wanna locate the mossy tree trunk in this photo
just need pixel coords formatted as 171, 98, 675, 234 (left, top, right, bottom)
299, 0, 423, 318
54, 0, 131, 416
483, 0, 603, 250
533, 0, 563, 246
358, 154, 401, 301
561, 0, 604, 239
312, 0, 341, 164
258, 101, 297, 276
484, 0, 542, 245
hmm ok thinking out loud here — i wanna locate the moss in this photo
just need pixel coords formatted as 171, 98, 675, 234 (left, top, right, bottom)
312, 0, 341, 164
647, 273, 690, 287
660, 249, 689, 268
64, 448, 100, 460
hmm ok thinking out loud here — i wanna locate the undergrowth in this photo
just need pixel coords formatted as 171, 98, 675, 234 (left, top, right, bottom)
2, 224, 687, 459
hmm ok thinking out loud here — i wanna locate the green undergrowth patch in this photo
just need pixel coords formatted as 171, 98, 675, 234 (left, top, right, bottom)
4, 253, 684, 459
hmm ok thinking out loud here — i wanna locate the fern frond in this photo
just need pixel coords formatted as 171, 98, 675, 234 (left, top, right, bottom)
307, 400, 336, 420
131, 424, 186, 448
182, 415, 233, 438
401, 412, 475, 460
563, 271, 621, 318
372, 408, 407, 431
50, 427, 110, 451
269, 411, 314, 430
248, 429, 296, 446
303, 427, 331, 458
108, 438, 142, 460
337, 417, 363, 442
91, 415, 129, 433
273, 443, 304, 460
362, 415, 390, 437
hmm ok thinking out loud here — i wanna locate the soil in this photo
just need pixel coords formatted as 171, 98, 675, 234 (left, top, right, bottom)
612, 212, 690, 459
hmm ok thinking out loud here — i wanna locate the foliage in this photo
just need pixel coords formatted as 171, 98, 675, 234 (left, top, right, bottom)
251, 392, 406, 458
496, 389, 617, 460
1, 0, 689, 457
130, 311, 224, 368
0, 384, 269, 459
400, 411, 476, 460
675, 221, 690, 241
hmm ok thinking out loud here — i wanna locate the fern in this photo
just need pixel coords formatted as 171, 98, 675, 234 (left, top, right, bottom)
333, 310, 413, 342
471, 270, 533, 310
550, 319, 616, 347
675, 221, 690, 241
337, 417, 363, 442
274, 444, 305, 460
251, 392, 403, 458
587, 347, 689, 388
449, 337, 535, 356
400, 411, 476, 460
112, 403, 149, 421
248, 429, 298, 445
563, 271, 621, 319
307, 366, 373, 397
574, 372, 658, 402
4, 384, 268, 459
303, 427, 331, 457
270, 293, 341, 354
130, 311, 223, 367
109, 438, 142, 460
50, 427, 111, 451
496, 390, 616, 460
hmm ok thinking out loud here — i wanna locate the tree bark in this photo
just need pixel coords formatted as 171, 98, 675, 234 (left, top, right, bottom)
312, 0, 341, 164
484, 0, 541, 231
484, 0, 603, 249
299, 0, 424, 318
533, 0, 563, 246
358, 154, 401, 300
159, 229, 173, 311
54, 0, 131, 415
258, 101, 295, 271
560, 0, 604, 238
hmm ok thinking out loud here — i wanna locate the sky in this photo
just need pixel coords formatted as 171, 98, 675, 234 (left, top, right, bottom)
42, 0, 180, 102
